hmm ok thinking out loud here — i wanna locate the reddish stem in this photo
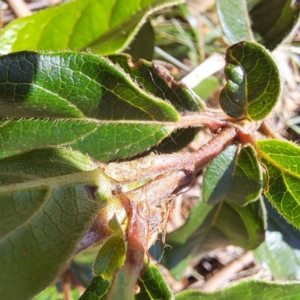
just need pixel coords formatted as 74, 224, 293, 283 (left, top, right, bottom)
192, 126, 237, 173
61, 270, 71, 300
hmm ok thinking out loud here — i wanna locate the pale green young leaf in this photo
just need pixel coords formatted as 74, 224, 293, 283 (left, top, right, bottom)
0, 0, 184, 55
175, 280, 300, 300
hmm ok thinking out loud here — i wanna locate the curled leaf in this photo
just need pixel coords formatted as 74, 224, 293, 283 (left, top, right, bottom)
220, 41, 281, 120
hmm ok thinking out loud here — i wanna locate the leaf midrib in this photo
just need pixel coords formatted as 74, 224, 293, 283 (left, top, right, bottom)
0, 169, 102, 194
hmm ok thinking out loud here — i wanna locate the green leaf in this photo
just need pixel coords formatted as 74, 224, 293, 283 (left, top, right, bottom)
93, 234, 126, 280
216, 0, 254, 44
250, 0, 300, 51
0, 51, 180, 161
156, 198, 265, 280
79, 276, 110, 300
125, 21, 155, 62
203, 145, 263, 206
254, 200, 300, 280
216, 0, 300, 51
108, 54, 202, 153
228, 145, 263, 205
0, 0, 184, 55
0, 149, 108, 300
203, 145, 237, 205
108, 54, 201, 113
193, 77, 219, 101
175, 280, 300, 300
219, 41, 281, 120
136, 262, 173, 300
33, 286, 63, 300
257, 140, 300, 230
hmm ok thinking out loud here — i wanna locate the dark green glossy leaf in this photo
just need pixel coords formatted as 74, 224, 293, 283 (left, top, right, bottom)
217, 0, 300, 50
216, 0, 254, 44
0, 51, 180, 161
175, 281, 300, 300
250, 0, 300, 50
136, 262, 173, 300
203, 145, 263, 206
220, 41, 281, 120
254, 200, 300, 280
79, 276, 110, 300
203, 145, 237, 205
227, 145, 263, 205
257, 140, 300, 230
0, 149, 109, 300
0, 0, 184, 55
108, 54, 201, 113
125, 21, 155, 62
108, 53, 202, 153
153, 198, 265, 280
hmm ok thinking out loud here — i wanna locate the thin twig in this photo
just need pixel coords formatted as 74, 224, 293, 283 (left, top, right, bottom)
0, 1, 8, 28
105, 126, 237, 184
192, 126, 237, 173
61, 269, 71, 300
260, 119, 284, 140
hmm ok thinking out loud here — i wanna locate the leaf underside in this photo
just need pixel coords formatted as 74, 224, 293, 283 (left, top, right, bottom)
0, 149, 104, 300
0, 51, 181, 161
